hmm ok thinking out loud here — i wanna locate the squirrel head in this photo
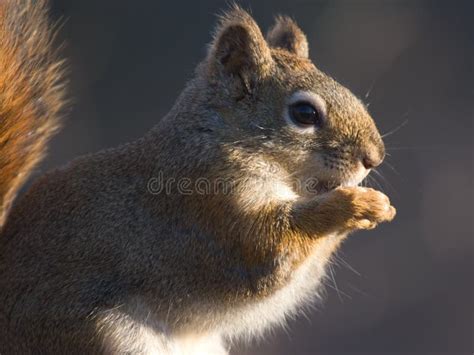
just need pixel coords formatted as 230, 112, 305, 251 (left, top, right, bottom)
187, 7, 385, 196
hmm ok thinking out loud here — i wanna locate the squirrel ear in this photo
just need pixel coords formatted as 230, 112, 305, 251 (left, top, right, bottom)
206, 7, 273, 93
266, 16, 309, 58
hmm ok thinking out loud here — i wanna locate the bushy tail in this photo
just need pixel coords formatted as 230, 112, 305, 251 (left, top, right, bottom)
0, 0, 66, 226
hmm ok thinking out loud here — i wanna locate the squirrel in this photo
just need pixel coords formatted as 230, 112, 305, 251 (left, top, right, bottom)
0, 1, 396, 354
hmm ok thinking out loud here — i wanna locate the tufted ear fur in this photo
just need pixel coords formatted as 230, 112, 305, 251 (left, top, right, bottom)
266, 16, 309, 58
206, 6, 273, 95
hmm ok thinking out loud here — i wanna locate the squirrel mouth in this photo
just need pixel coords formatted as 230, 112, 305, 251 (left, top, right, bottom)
306, 177, 360, 195
306, 179, 340, 195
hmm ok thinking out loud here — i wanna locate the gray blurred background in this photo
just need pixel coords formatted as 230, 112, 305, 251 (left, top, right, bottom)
45, 0, 473, 354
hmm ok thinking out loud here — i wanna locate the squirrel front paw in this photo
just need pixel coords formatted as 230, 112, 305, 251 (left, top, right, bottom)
323, 186, 396, 231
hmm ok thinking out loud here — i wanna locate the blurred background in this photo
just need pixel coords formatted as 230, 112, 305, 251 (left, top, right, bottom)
46, 0, 473, 354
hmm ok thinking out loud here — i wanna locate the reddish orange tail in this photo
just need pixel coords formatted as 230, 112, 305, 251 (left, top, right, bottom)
0, 0, 66, 226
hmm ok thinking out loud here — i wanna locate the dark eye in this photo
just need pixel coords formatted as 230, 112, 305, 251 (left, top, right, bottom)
289, 102, 323, 127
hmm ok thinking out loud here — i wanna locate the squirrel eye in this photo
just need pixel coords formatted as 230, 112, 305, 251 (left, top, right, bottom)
289, 102, 323, 127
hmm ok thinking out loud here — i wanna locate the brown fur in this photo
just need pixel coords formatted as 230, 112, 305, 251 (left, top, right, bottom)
267, 16, 309, 58
0, 3, 395, 354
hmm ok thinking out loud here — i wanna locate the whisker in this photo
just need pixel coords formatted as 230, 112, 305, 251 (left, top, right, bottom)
346, 283, 373, 299
327, 265, 350, 302
365, 77, 378, 99
325, 283, 352, 300
333, 254, 361, 276
382, 160, 400, 176
381, 118, 409, 138
372, 168, 399, 196
386, 145, 444, 151
222, 135, 268, 146
250, 122, 275, 131
367, 174, 384, 192
329, 265, 342, 302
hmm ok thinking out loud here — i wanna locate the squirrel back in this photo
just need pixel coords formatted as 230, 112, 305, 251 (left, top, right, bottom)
0, 0, 66, 226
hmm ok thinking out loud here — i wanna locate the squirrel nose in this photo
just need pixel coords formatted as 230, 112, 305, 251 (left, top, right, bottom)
362, 155, 380, 169
361, 145, 384, 169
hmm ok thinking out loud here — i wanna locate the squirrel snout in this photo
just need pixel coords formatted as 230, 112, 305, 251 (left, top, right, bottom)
361, 144, 385, 170
362, 154, 381, 169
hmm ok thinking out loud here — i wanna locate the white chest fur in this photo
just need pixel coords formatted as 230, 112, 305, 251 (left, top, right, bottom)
218, 233, 342, 342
